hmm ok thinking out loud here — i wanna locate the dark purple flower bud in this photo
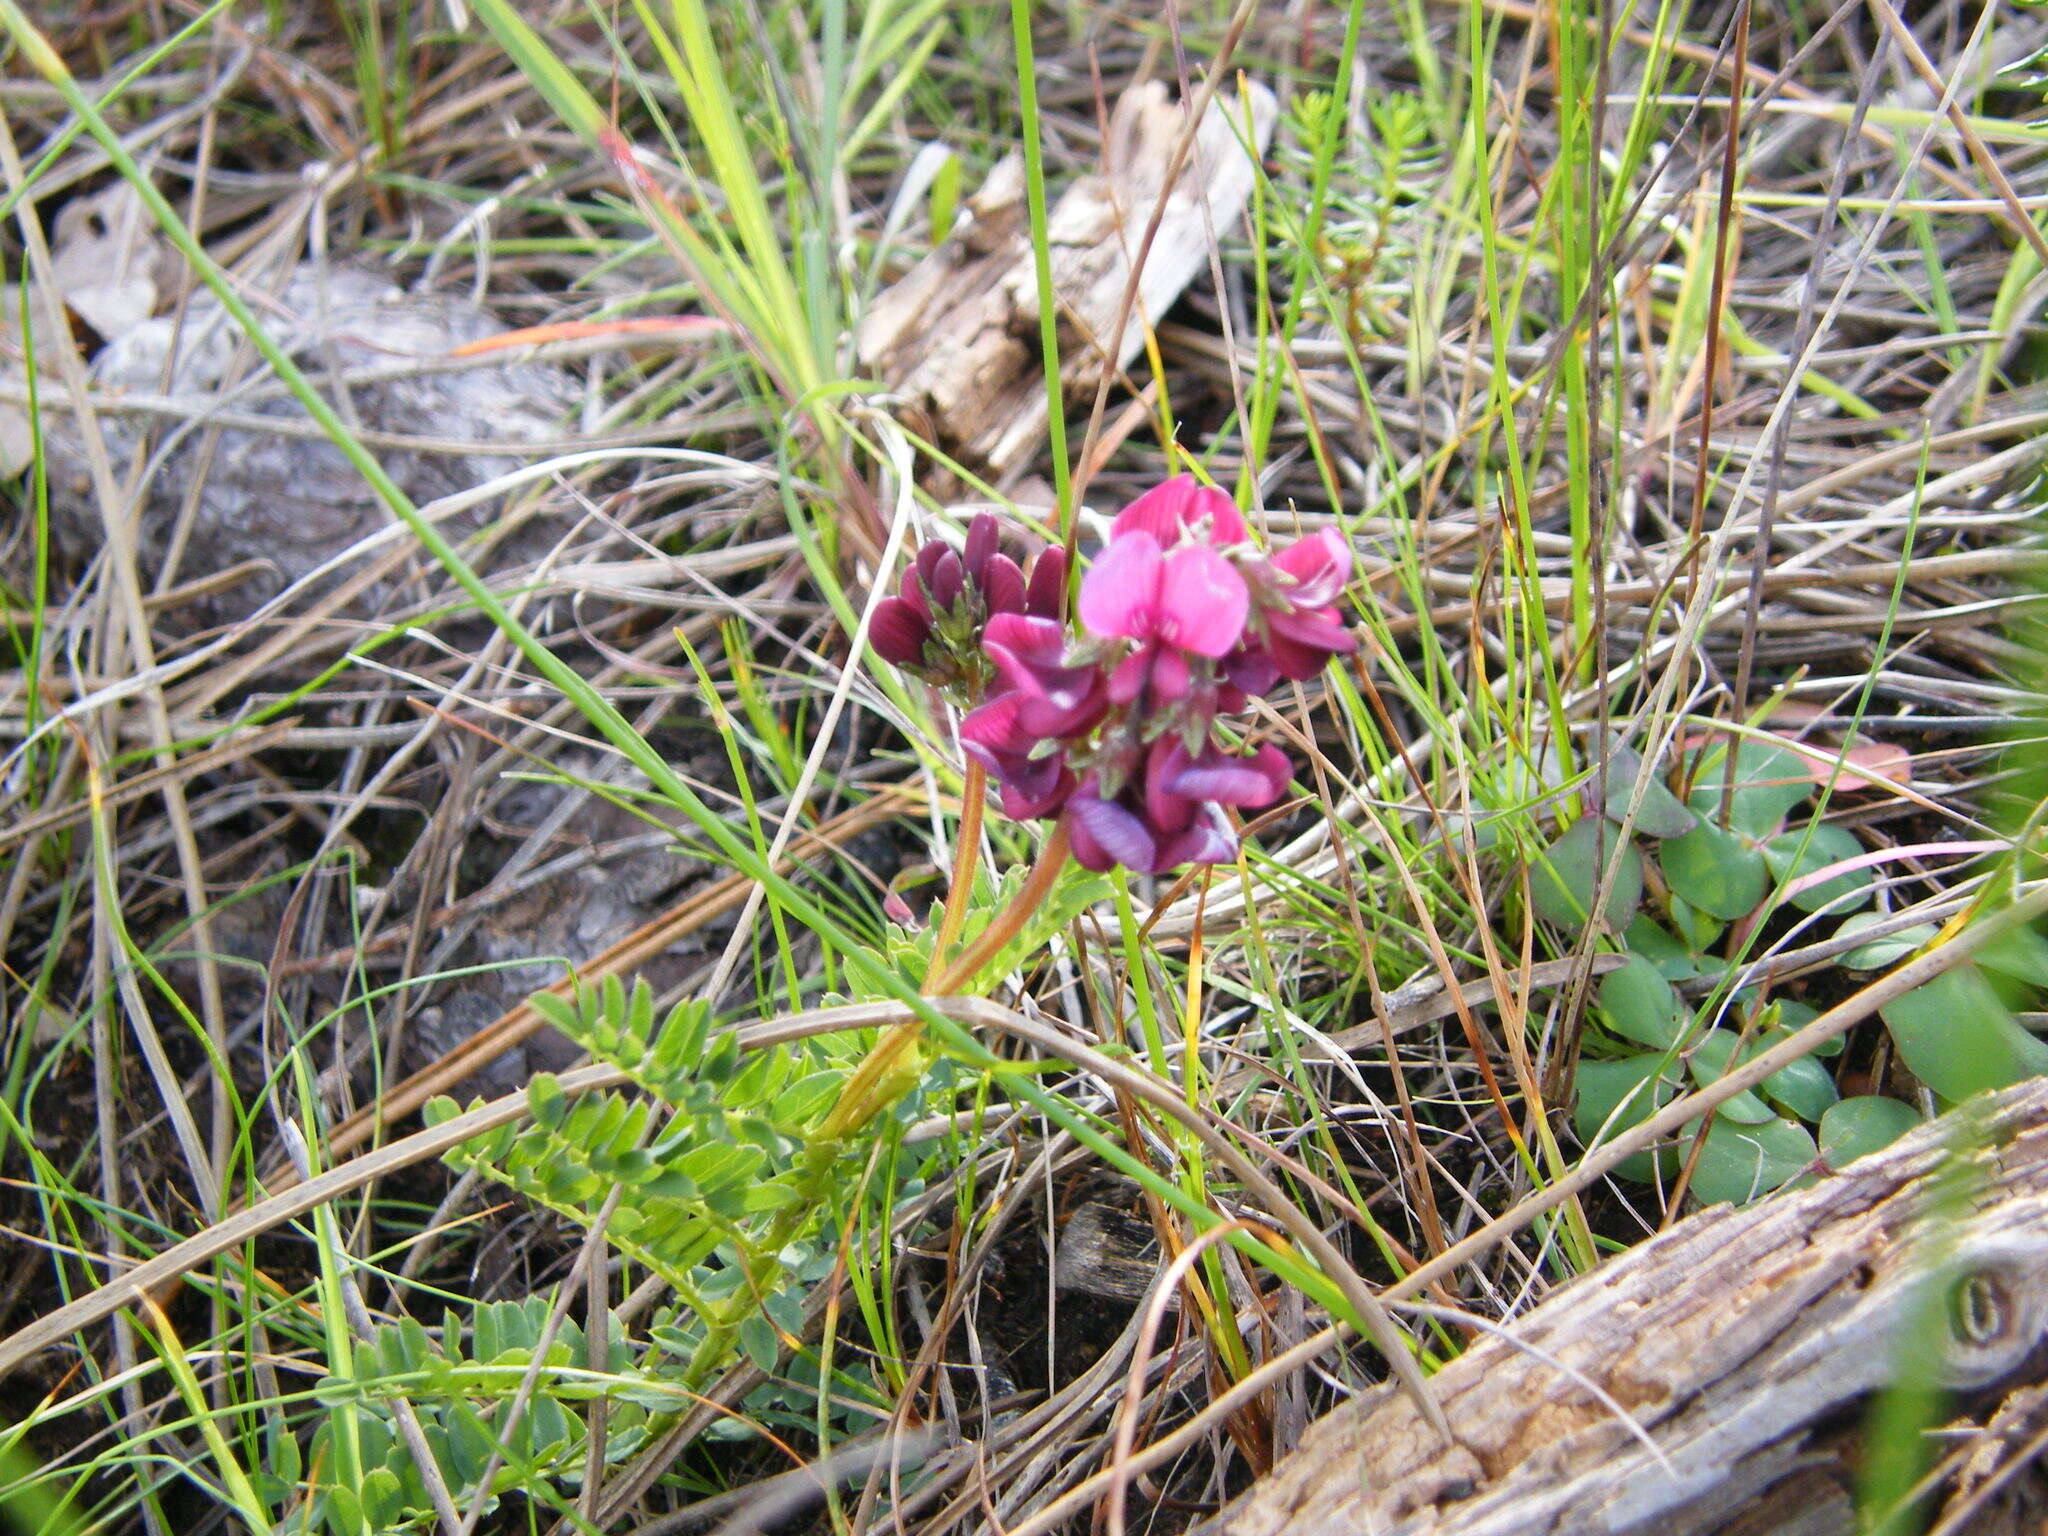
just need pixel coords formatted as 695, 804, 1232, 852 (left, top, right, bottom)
1026, 545, 1067, 618
964, 512, 1001, 584
871, 597, 932, 668
924, 548, 967, 614
981, 553, 1027, 616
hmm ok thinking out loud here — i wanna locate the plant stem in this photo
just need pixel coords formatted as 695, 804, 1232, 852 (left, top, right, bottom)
813, 819, 1073, 1145
931, 821, 1072, 995
921, 759, 987, 989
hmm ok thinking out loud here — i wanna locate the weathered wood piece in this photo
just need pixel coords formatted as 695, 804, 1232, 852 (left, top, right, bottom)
1199, 1080, 2048, 1536
857, 79, 1276, 483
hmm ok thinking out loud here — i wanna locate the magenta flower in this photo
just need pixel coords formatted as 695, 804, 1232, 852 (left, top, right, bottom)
1079, 529, 1249, 711
1064, 737, 1293, 875
857, 482, 1357, 877
1225, 527, 1359, 691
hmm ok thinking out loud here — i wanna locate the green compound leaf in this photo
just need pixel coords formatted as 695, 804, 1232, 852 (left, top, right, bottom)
1819, 1096, 1922, 1169
1597, 955, 1687, 1048
1660, 821, 1769, 920
1530, 817, 1643, 931
1879, 964, 2048, 1103
1690, 1117, 1817, 1206
1762, 821, 1873, 914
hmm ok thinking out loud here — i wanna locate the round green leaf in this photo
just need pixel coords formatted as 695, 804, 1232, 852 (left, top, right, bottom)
1666, 894, 1725, 952
1685, 1030, 1775, 1123
1690, 1117, 1817, 1206
1598, 955, 1686, 1047
1686, 738, 1813, 837
1974, 924, 2048, 989
1762, 821, 1872, 913
1880, 965, 2048, 1102
1835, 913, 1938, 971
1623, 915, 1704, 980
1599, 743, 1699, 838
1530, 817, 1644, 931
1574, 1054, 1682, 1181
1818, 1096, 1921, 1168
1661, 822, 1768, 919
1757, 1051, 1838, 1123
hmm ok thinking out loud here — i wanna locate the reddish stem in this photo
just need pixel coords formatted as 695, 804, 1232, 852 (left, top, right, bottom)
922, 758, 988, 991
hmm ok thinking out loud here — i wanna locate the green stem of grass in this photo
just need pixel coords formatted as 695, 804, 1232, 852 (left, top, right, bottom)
1008, 0, 1073, 538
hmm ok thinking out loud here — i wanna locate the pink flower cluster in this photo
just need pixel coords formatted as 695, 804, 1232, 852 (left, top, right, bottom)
873, 478, 1356, 875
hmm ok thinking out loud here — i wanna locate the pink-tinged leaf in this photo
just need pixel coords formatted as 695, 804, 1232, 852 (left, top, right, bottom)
448, 316, 728, 358
1079, 532, 1164, 639
1785, 738, 1913, 792
1271, 528, 1353, 607
1155, 546, 1249, 657
869, 599, 930, 667
1112, 474, 1248, 546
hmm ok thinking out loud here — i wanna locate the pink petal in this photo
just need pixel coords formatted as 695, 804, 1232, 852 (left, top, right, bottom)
1155, 546, 1249, 657
1079, 532, 1165, 640
1067, 795, 1158, 873
1113, 475, 1248, 547
1157, 804, 1239, 869
959, 692, 1033, 759
1224, 644, 1282, 699
1168, 743, 1292, 808
1144, 739, 1197, 836
1271, 528, 1353, 607
1265, 608, 1356, 679
1108, 645, 1154, 706
1149, 646, 1192, 702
